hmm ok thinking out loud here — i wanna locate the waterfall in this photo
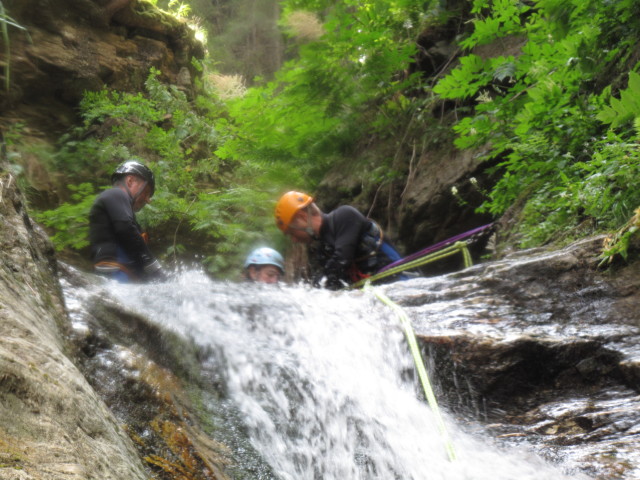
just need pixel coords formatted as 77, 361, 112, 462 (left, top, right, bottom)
74, 269, 585, 480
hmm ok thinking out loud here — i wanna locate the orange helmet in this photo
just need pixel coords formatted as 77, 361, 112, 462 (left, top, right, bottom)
275, 191, 313, 232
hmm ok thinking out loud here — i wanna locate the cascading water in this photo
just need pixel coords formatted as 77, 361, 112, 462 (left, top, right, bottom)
74, 269, 587, 480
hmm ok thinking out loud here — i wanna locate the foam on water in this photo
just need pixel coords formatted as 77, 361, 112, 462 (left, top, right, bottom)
102, 270, 583, 480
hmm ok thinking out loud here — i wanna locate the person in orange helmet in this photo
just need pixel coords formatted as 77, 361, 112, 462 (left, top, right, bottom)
274, 191, 402, 289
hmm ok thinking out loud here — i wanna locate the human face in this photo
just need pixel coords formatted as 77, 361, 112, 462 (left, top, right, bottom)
127, 176, 153, 212
249, 265, 282, 284
286, 212, 313, 244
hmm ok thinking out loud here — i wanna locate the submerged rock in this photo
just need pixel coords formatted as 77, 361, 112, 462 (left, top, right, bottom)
60, 263, 276, 480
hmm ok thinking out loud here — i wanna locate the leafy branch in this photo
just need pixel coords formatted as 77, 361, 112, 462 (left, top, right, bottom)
600, 207, 640, 265
0, 1, 31, 92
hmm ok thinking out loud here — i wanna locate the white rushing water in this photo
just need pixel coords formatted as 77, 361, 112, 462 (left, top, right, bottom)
101, 269, 584, 480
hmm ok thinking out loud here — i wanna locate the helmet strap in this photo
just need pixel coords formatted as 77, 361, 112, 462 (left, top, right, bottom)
126, 177, 148, 205
304, 205, 318, 239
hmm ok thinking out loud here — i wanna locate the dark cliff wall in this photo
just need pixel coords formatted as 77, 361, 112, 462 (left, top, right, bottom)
0, 0, 204, 140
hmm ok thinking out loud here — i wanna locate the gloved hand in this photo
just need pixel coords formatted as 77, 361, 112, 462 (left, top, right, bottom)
311, 272, 345, 290
324, 274, 345, 291
312, 272, 324, 289
143, 259, 168, 281
322, 257, 349, 290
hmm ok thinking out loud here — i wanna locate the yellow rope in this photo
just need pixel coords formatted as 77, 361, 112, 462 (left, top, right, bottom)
364, 283, 457, 462
352, 241, 473, 289
462, 242, 473, 268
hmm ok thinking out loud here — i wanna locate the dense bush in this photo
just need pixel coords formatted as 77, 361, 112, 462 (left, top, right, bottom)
35, 69, 289, 275
434, 0, 640, 249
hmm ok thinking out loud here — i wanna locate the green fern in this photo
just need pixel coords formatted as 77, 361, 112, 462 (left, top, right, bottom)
433, 55, 489, 99
597, 71, 640, 128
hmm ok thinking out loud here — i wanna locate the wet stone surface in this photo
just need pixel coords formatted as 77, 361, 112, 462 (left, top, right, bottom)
383, 237, 640, 480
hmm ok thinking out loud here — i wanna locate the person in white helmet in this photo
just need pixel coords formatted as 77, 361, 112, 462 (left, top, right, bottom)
243, 247, 285, 284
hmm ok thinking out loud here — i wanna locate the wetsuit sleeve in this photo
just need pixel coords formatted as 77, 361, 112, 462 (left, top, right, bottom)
322, 206, 367, 286
101, 189, 156, 269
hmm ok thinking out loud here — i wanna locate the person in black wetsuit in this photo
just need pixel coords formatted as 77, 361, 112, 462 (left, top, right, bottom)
274, 191, 402, 290
89, 160, 165, 282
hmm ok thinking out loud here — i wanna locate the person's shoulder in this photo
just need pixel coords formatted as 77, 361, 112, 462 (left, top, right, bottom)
97, 187, 128, 201
92, 187, 129, 211
331, 205, 364, 220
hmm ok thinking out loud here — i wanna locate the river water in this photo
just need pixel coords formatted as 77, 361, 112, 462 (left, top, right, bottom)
64, 267, 592, 480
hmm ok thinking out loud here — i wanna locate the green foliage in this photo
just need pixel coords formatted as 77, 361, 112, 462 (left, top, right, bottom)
219, 0, 443, 189
433, 54, 491, 99
461, 0, 530, 49
434, 0, 640, 247
600, 207, 640, 265
145, 0, 191, 18
597, 71, 640, 128
0, 1, 31, 92
202, 0, 282, 82
36, 0, 445, 274
28, 0, 640, 274
34, 184, 96, 251
37, 69, 289, 276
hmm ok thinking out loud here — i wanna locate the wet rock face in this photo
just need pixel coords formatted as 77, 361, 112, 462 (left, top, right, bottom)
385, 237, 640, 479
394, 147, 494, 256
0, 168, 148, 478
69, 294, 235, 480
60, 264, 277, 480
1, 0, 204, 135
316, 142, 495, 271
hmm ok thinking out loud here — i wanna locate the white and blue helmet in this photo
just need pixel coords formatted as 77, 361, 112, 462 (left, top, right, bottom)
244, 247, 284, 272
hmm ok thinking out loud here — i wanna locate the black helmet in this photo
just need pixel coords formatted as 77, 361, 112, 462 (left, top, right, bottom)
111, 160, 155, 196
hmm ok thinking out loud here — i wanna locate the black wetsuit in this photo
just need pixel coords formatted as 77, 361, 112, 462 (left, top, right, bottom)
89, 187, 156, 278
312, 206, 401, 289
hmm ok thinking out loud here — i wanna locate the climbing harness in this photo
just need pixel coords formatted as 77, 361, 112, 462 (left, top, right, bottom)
354, 220, 384, 263
94, 260, 138, 280
351, 223, 493, 289
364, 282, 456, 462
